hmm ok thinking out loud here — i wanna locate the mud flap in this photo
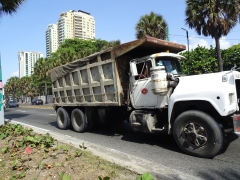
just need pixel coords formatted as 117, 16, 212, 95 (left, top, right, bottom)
233, 114, 240, 132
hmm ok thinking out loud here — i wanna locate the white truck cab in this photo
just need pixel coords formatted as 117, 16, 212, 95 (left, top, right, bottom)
128, 52, 240, 158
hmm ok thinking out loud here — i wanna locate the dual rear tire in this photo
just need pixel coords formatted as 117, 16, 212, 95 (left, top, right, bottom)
71, 109, 87, 133
56, 107, 70, 130
56, 107, 94, 133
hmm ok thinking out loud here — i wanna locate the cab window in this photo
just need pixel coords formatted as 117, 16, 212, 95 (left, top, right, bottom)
135, 61, 152, 80
155, 57, 182, 75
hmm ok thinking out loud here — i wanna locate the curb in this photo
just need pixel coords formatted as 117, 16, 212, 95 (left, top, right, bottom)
19, 105, 53, 109
5, 119, 201, 180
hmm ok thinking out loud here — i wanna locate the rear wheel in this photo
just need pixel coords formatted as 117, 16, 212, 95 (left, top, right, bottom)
71, 108, 88, 133
56, 107, 70, 130
173, 110, 224, 158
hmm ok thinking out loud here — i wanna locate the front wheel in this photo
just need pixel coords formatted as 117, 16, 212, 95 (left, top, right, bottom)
173, 110, 224, 158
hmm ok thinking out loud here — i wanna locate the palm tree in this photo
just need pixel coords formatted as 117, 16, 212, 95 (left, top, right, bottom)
33, 58, 50, 104
5, 76, 19, 98
3, 83, 11, 97
0, 0, 26, 17
18, 76, 32, 102
135, 11, 168, 39
185, 0, 240, 72
100, 40, 121, 51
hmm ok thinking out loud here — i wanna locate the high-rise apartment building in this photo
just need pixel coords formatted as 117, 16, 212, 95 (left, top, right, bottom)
58, 10, 95, 45
46, 24, 58, 57
18, 51, 43, 78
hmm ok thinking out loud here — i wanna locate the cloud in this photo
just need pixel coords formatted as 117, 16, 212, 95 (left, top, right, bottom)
11, 71, 19, 77
189, 37, 209, 50
184, 37, 232, 50
217, 37, 231, 49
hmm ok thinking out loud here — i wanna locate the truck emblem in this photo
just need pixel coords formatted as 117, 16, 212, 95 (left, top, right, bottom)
141, 88, 148, 95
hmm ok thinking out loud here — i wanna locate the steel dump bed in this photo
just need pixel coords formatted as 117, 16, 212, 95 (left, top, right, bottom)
51, 36, 186, 106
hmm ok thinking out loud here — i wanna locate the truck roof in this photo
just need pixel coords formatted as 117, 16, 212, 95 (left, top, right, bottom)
50, 36, 186, 82
111, 35, 186, 58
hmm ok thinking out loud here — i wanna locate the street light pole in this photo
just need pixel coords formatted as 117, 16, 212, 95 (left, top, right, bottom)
181, 28, 189, 61
181, 28, 190, 74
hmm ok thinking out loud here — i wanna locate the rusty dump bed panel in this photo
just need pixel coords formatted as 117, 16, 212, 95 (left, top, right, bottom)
51, 36, 186, 107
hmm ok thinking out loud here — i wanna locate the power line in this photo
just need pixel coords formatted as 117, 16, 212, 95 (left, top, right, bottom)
169, 34, 240, 41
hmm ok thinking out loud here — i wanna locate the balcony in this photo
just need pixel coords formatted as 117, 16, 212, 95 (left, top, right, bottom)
74, 16, 82, 20
75, 27, 82, 30
75, 31, 82, 35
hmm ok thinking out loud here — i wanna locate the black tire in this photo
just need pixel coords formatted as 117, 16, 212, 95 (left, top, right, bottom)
173, 110, 224, 158
71, 108, 87, 133
56, 107, 70, 130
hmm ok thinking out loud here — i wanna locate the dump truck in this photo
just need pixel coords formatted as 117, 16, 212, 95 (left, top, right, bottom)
50, 35, 240, 158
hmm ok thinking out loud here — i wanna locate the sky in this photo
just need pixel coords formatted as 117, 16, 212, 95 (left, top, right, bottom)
0, 0, 240, 86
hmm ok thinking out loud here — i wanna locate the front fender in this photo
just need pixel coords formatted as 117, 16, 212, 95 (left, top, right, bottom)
168, 90, 237, 122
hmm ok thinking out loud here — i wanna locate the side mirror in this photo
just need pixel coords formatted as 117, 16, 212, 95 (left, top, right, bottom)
130, 61, 138, 76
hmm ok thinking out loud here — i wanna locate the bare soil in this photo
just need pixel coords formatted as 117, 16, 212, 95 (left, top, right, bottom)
0, 125, 139, 180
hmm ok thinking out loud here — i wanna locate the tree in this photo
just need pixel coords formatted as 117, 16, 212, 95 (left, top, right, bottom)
180, 45, 218, 75
185, 0, 240, 72
33, 58, 51, 104
18, 76, 32, 101
0, 0, 25, 17
222, 44, 240, 70
180, 44, 240, 75
49, 38, 121, 69
135, 11, 168, 39
4, 76, 20, 98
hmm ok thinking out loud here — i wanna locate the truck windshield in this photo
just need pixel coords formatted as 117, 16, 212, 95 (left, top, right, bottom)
155, 57, 182, 75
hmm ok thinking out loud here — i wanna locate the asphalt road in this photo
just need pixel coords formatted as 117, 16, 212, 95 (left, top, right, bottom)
4, 107, 240, 180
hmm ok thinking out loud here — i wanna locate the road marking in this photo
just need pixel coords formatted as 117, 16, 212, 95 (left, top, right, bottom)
16, 110, 26, 112
49, 114, 55, 116
9, 120, 49, 132
65, 135, 72, 137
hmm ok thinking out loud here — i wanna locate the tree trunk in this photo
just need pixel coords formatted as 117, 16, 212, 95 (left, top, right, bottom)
44, 76, 48, 104
214, 35, 223, 72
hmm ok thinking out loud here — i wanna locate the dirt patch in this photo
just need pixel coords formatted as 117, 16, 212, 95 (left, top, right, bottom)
0, 123, 139, 180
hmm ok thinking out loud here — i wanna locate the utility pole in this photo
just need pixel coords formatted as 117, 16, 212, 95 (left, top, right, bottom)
181, 28, 190, 75
0, 53, 4, 125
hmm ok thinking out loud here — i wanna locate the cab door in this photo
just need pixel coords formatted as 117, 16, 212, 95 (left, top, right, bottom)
131, 60, 158, 108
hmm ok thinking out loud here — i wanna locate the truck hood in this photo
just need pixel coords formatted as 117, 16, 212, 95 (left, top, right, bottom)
170, 70, 240, 116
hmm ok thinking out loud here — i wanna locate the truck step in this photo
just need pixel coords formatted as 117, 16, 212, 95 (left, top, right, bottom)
151, 126, 166, 132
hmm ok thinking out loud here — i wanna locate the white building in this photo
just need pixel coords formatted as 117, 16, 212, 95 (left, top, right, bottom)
46, 24, 58, 57
58, 10, 95, 45
18, 51, 43, 78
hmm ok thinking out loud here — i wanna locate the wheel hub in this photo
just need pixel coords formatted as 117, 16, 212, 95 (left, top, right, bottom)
183, 123, 208, 147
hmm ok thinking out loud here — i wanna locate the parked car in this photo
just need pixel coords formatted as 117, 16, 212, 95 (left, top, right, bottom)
31, 99, 43, 105
6, 100, 19, 108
